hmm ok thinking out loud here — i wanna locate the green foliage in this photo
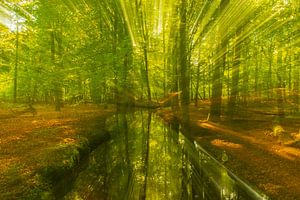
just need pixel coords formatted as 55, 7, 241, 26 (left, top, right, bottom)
0, 0, 298, 115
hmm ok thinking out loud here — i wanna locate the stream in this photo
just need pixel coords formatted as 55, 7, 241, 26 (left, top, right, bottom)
65, 110, 268, 200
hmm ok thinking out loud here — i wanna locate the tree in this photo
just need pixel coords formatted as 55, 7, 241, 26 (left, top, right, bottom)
208, 0, 230, 121
13, 12, 19, 103
228, 31, 241, 118
179, 0, 190, 129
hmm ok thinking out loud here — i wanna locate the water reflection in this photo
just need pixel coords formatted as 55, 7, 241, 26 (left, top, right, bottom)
65, 110, 268, 200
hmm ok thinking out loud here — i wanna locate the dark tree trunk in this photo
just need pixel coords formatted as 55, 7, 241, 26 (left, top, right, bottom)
294, 53, 299, 113
50, 29, 61, 111
210, 44, 225, 121
195, 61, 201, 106
53, 28, 64, 111
242, 42, 249, 105
267, 41, 274, 100
136, 0, 152, 102
179, 0, 190, 131
209, 0, 229, 121
228, 34, 241, 118
171, 34, 179, 110
143, 44, 151, 102
276, 48, 285, 120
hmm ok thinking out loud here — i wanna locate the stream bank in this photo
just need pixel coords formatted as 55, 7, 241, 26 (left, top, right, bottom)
63, 110, 268, 200
0, 104, 115, 199
156, 105, 300, 200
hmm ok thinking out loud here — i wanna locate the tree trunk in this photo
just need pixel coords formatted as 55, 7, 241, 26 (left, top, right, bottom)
14, 21, 19, 103
208, 55, 212, 99
254, 48, 259, 98
195, 62, 200, 106
163, 19, 167, 97
143, 44, 151, 102
228, 34, 241, 118
242, 43, 249, 106
171, 34, 179, 109
210, 44, 225, 121
267, 41, 274, 100
55, 29, 63, 111
50, 30, 60, 111
210, 0, 229, 121
137, 1, 152, 103
112, 15, 119, 105
122, 35, 132, 106
179, 0, 190, 130
276, 48, 285, 120
202, 63, 206, 100
294, 53, 299, 113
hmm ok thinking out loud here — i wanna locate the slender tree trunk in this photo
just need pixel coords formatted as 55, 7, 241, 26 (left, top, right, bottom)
122, 51, 130, 105
242, 43, 249, 105
276, 48, 285, 119
50, 29, 60, 110
14, 22, 19, 103
254, 48, 259, 98
288, 49, 292, 92
190, 65, 193, 102
179, 0, 190, 130
163, 19, 167, 97
210, 43, 225, 121
143, 44, 151, 102
267, 41, 274, 100
195, 62, 200, 106
228, 33, 241, 118
55, 29, 63, 111
171, 35, 179, 109
202, 64, 206, 100
294, 53, 299, 113
112, 16, 119, 105
208, 55, 212, 99
137, 1, 152, 102
227, 58, 230, 97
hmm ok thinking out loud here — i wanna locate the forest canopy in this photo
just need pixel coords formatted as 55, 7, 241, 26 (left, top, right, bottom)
0, 0, 299, 119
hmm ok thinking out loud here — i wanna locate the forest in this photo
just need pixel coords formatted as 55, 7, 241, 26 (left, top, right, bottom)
0, 0, 299, 199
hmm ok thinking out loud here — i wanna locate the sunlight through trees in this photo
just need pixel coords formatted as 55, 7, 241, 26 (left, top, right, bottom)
0, 0, 299, 119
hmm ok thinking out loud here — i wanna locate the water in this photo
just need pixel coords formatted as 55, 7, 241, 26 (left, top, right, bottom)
65, 110, 268, 200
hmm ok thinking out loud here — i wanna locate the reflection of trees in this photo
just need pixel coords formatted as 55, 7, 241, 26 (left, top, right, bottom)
67, 111, 266, 200
153, 118, 182, 200
132, 111, 183, 200
140, 112, 151, 199
121, 112, 134, 199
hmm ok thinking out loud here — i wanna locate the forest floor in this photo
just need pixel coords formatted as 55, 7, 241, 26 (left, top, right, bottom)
1, 102, 299, 199
158, 102, 300, 200
0, 104, 115, 199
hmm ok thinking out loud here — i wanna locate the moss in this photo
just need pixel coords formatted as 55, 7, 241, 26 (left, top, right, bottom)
29, 129, 111, 199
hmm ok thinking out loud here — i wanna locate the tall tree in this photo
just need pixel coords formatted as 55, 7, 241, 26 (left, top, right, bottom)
228, 31, 242, 118
179, 0, 190, 129
13, 18, 19, 103
209, 0, 230, 121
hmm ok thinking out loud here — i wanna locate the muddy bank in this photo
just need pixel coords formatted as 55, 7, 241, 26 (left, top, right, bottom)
37, 127, 111, 199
